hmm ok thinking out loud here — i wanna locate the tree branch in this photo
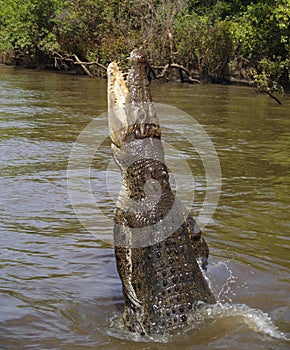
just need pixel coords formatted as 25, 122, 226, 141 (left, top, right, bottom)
50, 51, 107, 77
153, 63, 200, 83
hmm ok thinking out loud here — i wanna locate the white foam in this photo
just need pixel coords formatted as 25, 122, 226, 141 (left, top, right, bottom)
199, 302, 288, 340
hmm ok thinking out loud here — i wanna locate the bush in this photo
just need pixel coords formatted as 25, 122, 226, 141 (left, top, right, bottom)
174, 13, 233, 82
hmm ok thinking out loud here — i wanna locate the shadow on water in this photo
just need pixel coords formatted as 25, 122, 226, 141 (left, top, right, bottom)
0, 67, 289, 349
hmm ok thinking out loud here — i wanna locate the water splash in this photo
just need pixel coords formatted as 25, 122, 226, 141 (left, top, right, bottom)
105, 302, 288, 343
202, 261, 287, 340
103, 260, 288, 343
194, 302, 288, 341
205, 260, 245, 303
216, 261, 239, 302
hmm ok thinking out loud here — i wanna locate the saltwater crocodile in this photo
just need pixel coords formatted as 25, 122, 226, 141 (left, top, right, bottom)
107, 49, 215, 335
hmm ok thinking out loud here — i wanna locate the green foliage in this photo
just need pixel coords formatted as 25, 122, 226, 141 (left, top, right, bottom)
54, 0, 115, 58
174, 13, 233, 82
230, 0, 290, 91
0, 0, 60, 54
247, 59, 286, 94
0, 0, 289, 89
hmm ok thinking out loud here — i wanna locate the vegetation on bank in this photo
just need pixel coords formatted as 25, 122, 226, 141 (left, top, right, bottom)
0, 0, 289, 94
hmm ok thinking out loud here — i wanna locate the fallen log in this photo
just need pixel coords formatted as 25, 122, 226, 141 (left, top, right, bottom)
50, 51, 107, 77
153, 63, 200, 83
72, 54, 93, 78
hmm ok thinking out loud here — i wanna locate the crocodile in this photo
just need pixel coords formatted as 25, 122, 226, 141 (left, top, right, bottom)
107, 48, 216, 335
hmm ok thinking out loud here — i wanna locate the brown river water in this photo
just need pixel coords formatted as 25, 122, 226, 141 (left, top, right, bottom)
0, 66, 289, 349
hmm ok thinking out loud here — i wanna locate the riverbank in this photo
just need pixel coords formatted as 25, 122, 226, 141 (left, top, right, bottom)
0, 47, 248, 81
2, 50, 285, 106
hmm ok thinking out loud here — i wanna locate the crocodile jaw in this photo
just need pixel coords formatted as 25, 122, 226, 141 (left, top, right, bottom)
108, 58, 161, 148
107, 62, 130, 147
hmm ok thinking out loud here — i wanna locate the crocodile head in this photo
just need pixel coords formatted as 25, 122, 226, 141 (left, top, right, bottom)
107, 48, 160, 149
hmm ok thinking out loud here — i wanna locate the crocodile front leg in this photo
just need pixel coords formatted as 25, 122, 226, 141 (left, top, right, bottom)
186, 215, 210, 271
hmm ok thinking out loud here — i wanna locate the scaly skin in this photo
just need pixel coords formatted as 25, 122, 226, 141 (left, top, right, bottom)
108, 49, 215, 335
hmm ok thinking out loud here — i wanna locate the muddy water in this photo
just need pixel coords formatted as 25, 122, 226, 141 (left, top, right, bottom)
0, 66, 289, 349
